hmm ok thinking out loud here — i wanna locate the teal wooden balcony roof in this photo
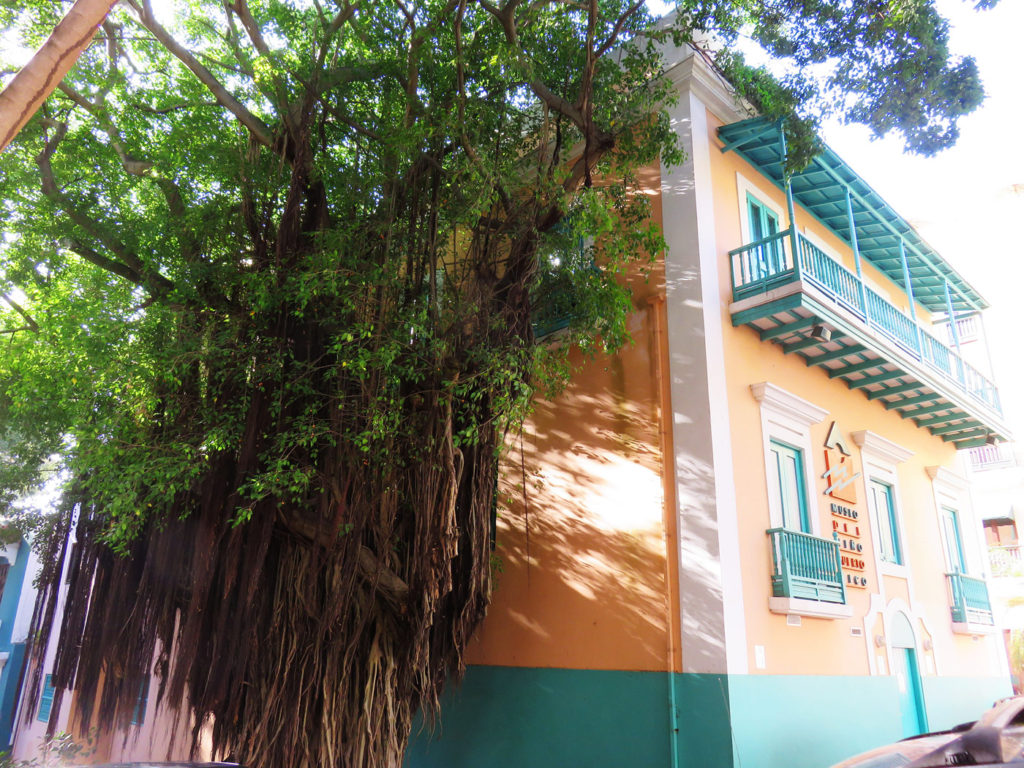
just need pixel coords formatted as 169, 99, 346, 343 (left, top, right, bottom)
717, 117, 987, 313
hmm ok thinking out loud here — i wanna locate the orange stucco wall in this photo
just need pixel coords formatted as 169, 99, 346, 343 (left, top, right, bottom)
466, 163, 678, 673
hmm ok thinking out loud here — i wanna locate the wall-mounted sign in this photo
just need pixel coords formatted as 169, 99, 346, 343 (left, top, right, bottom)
822, 421, 861, 503
823, 422, 869, 590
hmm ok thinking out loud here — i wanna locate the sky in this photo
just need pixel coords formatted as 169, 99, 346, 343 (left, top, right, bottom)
818, 0, 1024, 432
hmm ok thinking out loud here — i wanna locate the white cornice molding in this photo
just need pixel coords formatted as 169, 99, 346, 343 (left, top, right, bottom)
750, 382, 828, 427
925, 465, 969, 491
663, 50, 750, 125
850, 430, 914, 465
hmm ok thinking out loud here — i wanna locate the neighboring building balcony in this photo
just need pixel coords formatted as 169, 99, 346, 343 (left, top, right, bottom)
767, 527, 852, 619
719, 117, 1009, 448
969, 443, 1014, 470
988, 544, 1022, 577
946, 572, 995, 633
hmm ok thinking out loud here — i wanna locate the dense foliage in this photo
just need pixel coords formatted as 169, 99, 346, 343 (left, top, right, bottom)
0, 1, 995, 766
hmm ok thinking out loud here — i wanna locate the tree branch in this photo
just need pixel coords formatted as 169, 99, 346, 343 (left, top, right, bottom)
0, 0, 118, 151
478, 0, 586, 129
0, 293, 39, 333
35, 120, 175, 298
57, 83, 154, 176
595, 0, 644, 59
124, 0, 276, 150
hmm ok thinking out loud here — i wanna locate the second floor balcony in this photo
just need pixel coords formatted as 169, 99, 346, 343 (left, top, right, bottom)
719, 118, 1009, 448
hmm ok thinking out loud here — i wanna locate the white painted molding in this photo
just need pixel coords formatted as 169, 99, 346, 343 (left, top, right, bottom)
750, 382, 828, 427
768, 597, 854, 620
662, 49, 749, 125
851, 430, 914, 464
925, 465, 969, 491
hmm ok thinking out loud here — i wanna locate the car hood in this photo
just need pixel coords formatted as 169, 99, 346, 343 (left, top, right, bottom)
831, 733, 961, 768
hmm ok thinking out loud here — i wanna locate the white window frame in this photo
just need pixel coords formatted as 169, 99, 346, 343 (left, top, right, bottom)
737, 172, 787, 247
751, 382, 827, 535
851, 430, 913, 580
926, 466, 981, 576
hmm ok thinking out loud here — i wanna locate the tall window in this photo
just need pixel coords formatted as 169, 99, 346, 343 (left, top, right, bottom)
869, 480, 902, 565
746, 193, 782, 279
941, 507, 967, 573
769, 440, 810, 533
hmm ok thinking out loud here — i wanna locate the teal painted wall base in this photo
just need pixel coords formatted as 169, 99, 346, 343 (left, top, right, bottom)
671, 674, 733, 768
728, 674, 903, 768
405, 666, 1013, 768
404, 666, 672, 768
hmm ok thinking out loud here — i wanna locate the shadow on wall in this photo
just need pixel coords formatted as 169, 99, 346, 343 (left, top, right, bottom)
469, 331, 671, 670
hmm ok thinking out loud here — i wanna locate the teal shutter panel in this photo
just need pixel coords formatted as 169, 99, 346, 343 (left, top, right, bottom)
37, 674, 55, 723
942, 508, 967, 573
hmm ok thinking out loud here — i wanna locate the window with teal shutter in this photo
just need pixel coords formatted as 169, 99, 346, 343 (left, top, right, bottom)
768, 440, 810, 533
37, 674, 55, 723
869, 480, 902, 565
942, 507, 967, 574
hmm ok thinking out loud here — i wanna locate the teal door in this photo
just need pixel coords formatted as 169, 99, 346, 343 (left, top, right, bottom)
746, 194, 782, 280
892, 647, 927, 737
890, 611, 927, 737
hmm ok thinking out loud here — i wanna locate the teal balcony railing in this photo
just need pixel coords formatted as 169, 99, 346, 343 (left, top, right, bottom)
767, 527, 846, 604
729, 234, 1002, 415
946, 572, 994, 625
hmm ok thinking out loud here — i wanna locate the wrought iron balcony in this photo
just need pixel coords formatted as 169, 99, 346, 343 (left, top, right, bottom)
767, 527, 846, 604
946, 572, 994, 627
729, 231, 1008, 448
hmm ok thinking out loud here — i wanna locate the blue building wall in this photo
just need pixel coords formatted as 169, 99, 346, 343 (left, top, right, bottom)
0, 540, 32, 749
405, 665, 1013, 768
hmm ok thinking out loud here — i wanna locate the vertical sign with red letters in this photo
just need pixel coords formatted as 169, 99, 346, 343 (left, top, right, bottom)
822, 422, 868, 589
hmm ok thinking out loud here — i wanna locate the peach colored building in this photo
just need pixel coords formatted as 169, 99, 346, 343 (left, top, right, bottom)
406, 45, 1012, 768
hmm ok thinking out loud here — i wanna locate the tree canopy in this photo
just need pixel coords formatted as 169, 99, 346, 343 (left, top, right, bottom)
0, 1, 995, 767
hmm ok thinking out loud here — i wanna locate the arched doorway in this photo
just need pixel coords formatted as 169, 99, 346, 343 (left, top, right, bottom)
890, 610, 928, 737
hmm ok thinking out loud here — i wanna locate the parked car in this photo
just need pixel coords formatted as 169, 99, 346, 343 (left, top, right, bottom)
831, 696, 1024, 767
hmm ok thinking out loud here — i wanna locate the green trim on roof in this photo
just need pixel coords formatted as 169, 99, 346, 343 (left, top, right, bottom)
717, 117, 987, 313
